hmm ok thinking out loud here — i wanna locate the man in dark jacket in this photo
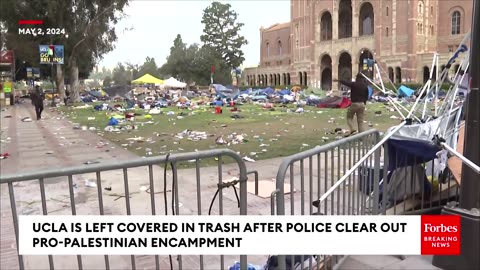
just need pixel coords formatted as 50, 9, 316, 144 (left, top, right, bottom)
64, 89, 70, 106
31, 86, 45, 120
334, 72, 369, 135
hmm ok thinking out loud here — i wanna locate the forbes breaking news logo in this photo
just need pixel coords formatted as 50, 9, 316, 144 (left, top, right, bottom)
421, 215, 461, 255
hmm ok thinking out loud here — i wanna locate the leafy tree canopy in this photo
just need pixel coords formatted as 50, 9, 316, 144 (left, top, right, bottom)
112, 62, 129, 86
200, 1, 248, 68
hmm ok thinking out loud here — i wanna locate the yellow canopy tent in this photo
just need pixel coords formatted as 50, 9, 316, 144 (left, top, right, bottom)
131, 74, 164, 84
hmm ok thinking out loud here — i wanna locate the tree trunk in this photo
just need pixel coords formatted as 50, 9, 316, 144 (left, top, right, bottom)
69, 59, 80, 102
56, 65, 65, 99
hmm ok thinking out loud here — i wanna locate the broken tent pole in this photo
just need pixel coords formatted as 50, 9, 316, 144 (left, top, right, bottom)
316, 121, 408, 206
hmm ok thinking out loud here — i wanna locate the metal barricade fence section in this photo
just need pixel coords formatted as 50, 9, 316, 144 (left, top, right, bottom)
0, 149, 250, 270
272, 129, 462, 270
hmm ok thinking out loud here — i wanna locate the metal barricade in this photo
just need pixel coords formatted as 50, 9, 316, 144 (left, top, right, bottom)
271, 129, 462, 270
0, 149, 248, 270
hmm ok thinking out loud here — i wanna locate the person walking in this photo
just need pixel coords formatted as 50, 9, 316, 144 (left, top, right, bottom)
31, 85, 45, 120
64, 89, 70, 106
334, 72, 369, 136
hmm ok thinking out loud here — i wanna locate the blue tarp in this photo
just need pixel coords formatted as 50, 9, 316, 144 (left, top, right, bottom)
398, 85, 415, 97
279, 89, 291, 96
108, 117, 119, 126
252, 95, 267, 101
251, 89, 264, 96
386, 139, 439, 171
263, 87, 274, 95
213, 84, 232, 93
357, 138, 437, 204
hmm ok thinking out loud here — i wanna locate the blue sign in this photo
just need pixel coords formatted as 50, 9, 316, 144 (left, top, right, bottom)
39, 45, 64, 64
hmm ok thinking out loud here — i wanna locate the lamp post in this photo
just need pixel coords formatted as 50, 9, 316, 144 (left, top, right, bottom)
50, 36, 55, 107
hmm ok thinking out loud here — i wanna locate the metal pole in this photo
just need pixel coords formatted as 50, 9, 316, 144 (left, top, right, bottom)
460, 0, 480, 210
50, 63, 55, 107
441, 143, 480, 174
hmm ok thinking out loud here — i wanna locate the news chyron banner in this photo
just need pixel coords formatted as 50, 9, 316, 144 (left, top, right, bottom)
39, 45, 64, 64
19, 215, 460, 256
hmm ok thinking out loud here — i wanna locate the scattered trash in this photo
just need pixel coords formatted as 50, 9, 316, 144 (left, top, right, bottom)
87, 117, 96, 120
108, 117, 119, 126
243, 156, 255, 162
0, 153, 9, 160
46, 151, 54, 154
149, 108, 161, 115
21, 117, 32, 122
85, 180, 97, 188
104, 187, 112, 191
390, 115, 400, 119
139, 186, 148, 191
215, 135, 228, 145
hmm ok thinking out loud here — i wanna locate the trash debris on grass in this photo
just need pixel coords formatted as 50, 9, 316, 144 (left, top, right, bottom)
176, 130, 208, 141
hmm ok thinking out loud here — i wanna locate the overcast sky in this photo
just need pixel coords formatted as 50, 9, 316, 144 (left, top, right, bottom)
99, 0, 290, 69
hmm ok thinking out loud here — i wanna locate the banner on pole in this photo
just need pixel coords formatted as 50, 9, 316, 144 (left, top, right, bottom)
26, 67, 33, 78
39, 45, 64, 64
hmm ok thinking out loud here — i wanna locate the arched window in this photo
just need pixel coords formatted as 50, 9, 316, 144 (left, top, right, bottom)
320, 12, 333, 41
386, 27, 389, 37
266, 42, 270, 57
418, 1, 424, 15
386, 6, 389, 16
452, 11, 461, 35
277, 40, 282, 55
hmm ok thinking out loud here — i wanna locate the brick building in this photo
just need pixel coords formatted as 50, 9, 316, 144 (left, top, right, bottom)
243, 0, 472, 90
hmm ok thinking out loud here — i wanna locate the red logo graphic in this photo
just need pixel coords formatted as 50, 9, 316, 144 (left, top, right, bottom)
421, 215, 461, 255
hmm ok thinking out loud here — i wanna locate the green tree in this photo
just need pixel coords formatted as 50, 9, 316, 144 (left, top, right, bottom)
138, 57, 159, 78
126, 62, 140, 81
192, 46, 231, 86
112, 63, 129, 86
0, 0, 129, 101
160, 34, 187, 80
64, 0, 130, 101
200, 1, 248, 69
103, 76, 112, 87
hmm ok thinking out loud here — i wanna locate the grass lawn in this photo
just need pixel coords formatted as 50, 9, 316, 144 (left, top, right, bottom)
56, 102, 403, 167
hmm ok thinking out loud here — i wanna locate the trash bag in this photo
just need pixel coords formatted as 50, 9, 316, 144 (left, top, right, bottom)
228, 261, 262, 270
108, 117, 119, 126
265, 255, 317, 270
